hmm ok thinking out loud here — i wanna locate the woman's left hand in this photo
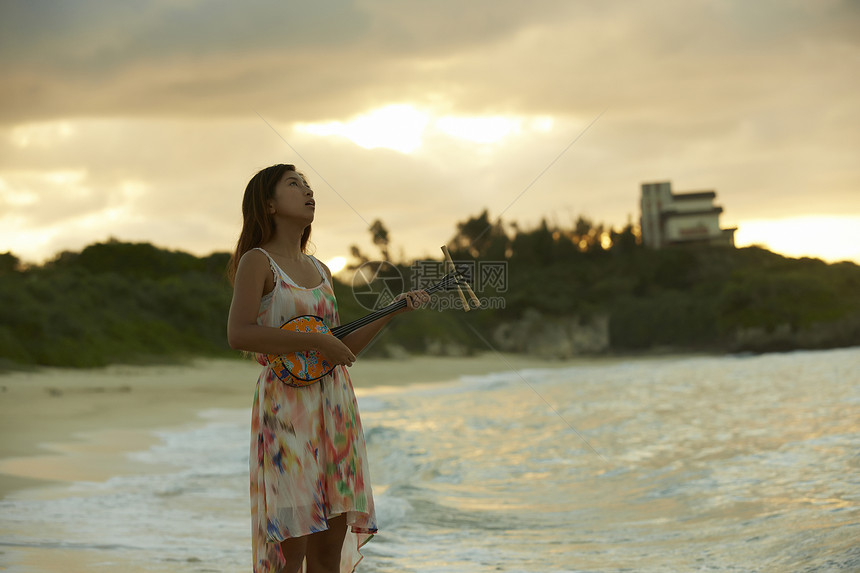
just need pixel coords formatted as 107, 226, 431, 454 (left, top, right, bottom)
395, 289, 431, 312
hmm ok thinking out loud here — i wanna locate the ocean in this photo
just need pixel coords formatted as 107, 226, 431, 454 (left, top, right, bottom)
1, 348, 858, 572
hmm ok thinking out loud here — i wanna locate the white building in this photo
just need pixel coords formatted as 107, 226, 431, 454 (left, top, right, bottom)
640, 181, 736, 249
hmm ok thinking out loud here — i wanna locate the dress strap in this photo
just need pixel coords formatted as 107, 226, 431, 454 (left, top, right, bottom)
308, 255, 330, 286
252, 247, 273, 262
253, 248, 327, 289
252, 248, 280, 283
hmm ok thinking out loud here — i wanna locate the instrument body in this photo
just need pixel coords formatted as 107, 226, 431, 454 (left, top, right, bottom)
267, 315, 335, 386
266, 268, 467, 387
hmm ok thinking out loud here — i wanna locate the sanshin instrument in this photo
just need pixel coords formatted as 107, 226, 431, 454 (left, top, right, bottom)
267, 251, 478, 387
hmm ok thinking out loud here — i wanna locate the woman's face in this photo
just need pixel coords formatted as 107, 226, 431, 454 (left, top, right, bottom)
270, 171, 315, 222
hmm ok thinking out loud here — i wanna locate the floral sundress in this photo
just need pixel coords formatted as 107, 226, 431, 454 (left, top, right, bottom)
250, 248, 377, 572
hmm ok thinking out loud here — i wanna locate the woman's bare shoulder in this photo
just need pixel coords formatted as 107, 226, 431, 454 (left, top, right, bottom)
236, 248, 271, 277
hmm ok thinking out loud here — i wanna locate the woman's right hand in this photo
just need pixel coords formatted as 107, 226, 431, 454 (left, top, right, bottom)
313, 334, 357, 367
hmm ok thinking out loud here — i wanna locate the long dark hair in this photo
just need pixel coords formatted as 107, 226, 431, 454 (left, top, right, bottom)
228, 164, 312, 284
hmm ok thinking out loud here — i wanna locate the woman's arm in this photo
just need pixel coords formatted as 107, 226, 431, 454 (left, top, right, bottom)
227, 251, 356, 365
315, 258, 430, 356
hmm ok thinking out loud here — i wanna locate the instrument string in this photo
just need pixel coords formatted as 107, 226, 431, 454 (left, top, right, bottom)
331, 271, 464, 338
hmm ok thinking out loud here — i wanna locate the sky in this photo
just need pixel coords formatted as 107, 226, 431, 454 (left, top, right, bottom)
1, 0, 858, 270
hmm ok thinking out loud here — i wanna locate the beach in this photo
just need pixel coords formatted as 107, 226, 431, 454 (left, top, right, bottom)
2, 349, 857, 572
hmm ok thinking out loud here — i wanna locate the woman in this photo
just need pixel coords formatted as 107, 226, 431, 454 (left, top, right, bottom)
227, 164, 428, 572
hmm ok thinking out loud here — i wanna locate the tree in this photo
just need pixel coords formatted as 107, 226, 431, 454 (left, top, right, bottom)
449, 209, 509, 259
347, 245, 370, 270
610, 223, 639, 255
0, 252, 20, 274
369, 219, 391, 261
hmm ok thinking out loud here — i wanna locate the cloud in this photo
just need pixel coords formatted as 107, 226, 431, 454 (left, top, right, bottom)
0, 0, 857, 263
2, 1, 858, 141
0, 0, 576, 123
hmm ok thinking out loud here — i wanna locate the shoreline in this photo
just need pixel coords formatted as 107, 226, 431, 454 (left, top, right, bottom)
2, 348, 856, 573
0, 352, 608, 499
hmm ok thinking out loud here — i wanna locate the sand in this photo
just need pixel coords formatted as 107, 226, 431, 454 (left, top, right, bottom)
0, 353, 561, 498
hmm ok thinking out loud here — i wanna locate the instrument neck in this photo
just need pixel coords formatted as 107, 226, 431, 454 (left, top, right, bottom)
331, 300, 407, 339
329, 272, 458, 339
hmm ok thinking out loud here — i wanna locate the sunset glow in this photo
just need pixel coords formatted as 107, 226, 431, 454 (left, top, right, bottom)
734, 216, 860, 264
296, 105, 554, 154
326, 256, 348, 275
297, 105, 430, 153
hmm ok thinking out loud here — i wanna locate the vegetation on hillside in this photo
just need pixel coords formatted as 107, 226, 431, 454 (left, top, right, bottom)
2, 211, 859, 369
0, 243, 233, 368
